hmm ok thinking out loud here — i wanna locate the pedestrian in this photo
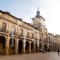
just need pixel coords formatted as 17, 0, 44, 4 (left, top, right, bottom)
58, 49, 59, 55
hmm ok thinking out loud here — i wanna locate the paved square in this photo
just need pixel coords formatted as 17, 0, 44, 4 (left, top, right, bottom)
0, 52, 60, 60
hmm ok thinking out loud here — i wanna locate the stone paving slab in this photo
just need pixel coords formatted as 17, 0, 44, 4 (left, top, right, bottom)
0, 52, 60, 60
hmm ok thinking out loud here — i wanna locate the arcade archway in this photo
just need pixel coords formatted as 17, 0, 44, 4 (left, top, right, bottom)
18, 40, 23, 54
36, 43, 38, 52
39, 44, 42, 49
44, 44, 47, 51
0, 36, 6, 55
9, 38, 15, 54
31, 42, 34, 53
25, 41, 29, 53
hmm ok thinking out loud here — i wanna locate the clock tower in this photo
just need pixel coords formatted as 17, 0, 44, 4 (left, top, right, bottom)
32, 9, 46, 32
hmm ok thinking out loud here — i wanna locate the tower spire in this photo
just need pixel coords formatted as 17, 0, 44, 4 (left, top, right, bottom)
36, 8, 40, 18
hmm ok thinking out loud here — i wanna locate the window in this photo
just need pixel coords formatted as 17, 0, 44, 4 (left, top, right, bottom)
2, 22, 6, 32
40, 36, 42, 41
20, 29, 23, 36
26, 32, 29, 38
13, 28, 16, 35
32, 33, 34, 39
11, 27, 16, 36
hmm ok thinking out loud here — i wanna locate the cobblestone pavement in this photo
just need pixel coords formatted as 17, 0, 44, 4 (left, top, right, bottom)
0, 52, 60, 60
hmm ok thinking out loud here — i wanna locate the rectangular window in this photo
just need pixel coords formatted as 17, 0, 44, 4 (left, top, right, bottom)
0, 22, 2, 32
32, 33, 34, 39
26, 32, 29, 38
2, 22, 6, 32
20, 29, 23, 36
13, 28, 16, 35
40, 36, 42, 41
10, 27, 16, 36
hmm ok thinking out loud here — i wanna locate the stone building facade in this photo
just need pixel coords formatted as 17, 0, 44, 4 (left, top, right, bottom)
47, 33, 60, 52
0, 10, 48, 55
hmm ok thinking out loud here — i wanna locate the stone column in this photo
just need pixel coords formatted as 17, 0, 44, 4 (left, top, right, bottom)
15, 38, 19, 54
29, 41, 31, 53
42, 43, 44, 50
5, 36, 10, 55
23, 39, 26, 54
37, 41, 39, 52
34, 42, 36, 53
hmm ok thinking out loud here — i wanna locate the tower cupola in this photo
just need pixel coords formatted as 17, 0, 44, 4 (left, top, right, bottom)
36, 10, 40, 18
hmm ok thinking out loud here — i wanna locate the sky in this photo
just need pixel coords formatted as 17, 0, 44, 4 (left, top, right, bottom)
0, 0, 60, 35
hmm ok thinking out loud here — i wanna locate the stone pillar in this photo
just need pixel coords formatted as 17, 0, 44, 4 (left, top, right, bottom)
48, 43, 50, 49
5, 36, 10, 55
15, 38, 19, 54
23, 39, 26, 54
37, 41, 39, 52
42, 43, 44, 50
29, 41, 31, 53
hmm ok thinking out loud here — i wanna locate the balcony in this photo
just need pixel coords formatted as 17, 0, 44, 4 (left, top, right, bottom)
0, 22, 9, 35
34, 37, 37, 40
18, 29, 23, 38
26, 32, 30, 38
17, 33, 23, 39
26, 35, 29, 38
44, 38, 48, 42
26, 33, 34, 39
10, 31, 17, 37
0, 28, 6, 32
30, 35, 34, 39
0, 28, 8, 35
20, 33, 23, 37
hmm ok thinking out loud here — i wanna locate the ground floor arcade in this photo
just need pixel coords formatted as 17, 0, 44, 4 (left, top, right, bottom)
0, 33, 41, 55
0, 33, 57, 55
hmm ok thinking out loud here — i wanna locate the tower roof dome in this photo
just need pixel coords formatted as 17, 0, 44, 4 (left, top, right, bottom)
36, 10, 40, 18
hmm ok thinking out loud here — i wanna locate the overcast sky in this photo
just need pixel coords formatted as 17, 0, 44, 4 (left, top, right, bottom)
0, 0, 60, 35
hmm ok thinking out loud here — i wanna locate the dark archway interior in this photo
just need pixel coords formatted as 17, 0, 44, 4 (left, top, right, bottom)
44, 44, 47, 51
31, 42, 34, 53
36, 43, 38, 52
9, 38, 15, 54
18, 40, 23, 54
0, 36, 6, 55
39, 44, 42, 49
25, 41, 29, 53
